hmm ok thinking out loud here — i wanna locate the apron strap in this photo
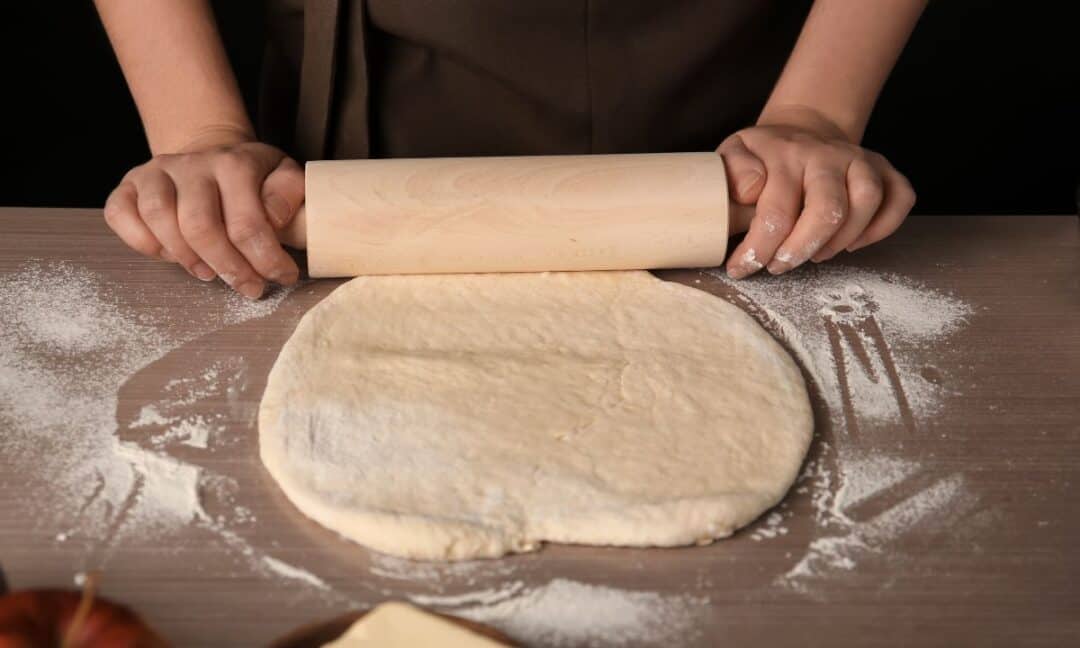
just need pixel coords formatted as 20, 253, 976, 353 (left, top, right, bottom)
295, 0, 343, 161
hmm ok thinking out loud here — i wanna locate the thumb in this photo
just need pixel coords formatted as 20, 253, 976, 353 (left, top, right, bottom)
717, 135, 766, 205
261, 157, 306, 229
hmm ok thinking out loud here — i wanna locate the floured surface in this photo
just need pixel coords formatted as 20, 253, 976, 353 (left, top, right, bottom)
6, 209, 1078, 647
703, 266, 979, 591
0, 261, 330, 598
259, 271, 813, 559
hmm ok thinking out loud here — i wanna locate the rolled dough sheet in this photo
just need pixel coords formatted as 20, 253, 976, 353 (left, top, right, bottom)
259, 271, 813, 560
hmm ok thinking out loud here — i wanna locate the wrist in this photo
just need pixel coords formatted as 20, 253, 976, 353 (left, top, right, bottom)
167, 123, 256, 155
757, 104, 855, 142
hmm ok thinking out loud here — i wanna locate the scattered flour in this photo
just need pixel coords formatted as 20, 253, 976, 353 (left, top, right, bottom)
709, 265, 978, 591
0, 262, 304, 588
179, 420, 211, 448
447, 579, 709, 648
148, 415, 219, 449
223, 284, 294, 325
708, 265, 972, 425
750, 511, 789, 541
130, 405, 174, 428
115, 440, 206, 525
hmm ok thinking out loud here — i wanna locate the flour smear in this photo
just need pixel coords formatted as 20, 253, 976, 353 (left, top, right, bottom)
412, 579, 709, 648
706, 264, 979, 591
0, 262, 317, 589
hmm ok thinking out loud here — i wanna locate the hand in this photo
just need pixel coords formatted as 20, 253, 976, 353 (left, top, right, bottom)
103, 132, 304, 299
718, 112, 915, 279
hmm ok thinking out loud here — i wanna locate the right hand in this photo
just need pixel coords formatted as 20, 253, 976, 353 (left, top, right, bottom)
103, 135, 304, 299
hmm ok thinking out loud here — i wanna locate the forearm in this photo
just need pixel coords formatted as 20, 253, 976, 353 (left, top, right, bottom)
94, 0, 253, 154
760, 0, 926, 142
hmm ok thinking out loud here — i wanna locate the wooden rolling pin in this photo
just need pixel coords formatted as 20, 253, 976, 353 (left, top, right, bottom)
278, 152, 752, 277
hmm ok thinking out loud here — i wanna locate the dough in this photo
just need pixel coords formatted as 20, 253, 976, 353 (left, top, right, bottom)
324, 602, 506, 647
259, 271, 812, 560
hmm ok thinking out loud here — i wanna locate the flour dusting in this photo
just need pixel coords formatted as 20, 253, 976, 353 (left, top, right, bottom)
710, 264, 978, 591
750, 512, 789, 541
0, 262, 303, 587
443, 579, 709, 647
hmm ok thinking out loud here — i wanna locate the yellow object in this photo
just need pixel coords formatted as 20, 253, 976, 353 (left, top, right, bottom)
323, 602, 505, 647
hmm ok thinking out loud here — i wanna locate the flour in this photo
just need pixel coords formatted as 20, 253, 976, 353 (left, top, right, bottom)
368, 552, 519, 586
707, 264, 978, 592
779, 469, 972, 591
741, 248, 763, 271
445, 579, 709, 647
0, 262, 304, 589
410, 581, 526, 608
222, 284, 294, 325
148, 415, 218, 449
708, 266, 972, 425
750, 511, 789, 541
115, 440, 206, 525
0, 264, 137, 355
261, 556, 330, 590
130, 405, 173, 428
833, 455, 920, 513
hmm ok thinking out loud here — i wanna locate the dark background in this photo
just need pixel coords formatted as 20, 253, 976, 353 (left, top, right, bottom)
2, 2, 1076, 214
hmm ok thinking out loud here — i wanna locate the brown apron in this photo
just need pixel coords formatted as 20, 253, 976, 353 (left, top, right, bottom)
260, 0, 811, 163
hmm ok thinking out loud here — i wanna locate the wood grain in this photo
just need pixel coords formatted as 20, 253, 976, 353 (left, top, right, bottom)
0, 209, 1077, 647
304, 153, 730, 276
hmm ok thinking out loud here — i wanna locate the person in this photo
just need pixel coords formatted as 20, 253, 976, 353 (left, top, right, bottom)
94, 0, 922, 300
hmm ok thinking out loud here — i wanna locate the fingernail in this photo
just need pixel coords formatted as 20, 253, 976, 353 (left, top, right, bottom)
846, 241, 865, 253
272, 270, 298, 285
191, 262, 216, 282
160, 249, 176, 263
810, 249, 830, 263
237, 280, 265, 300
766, 261, 788, 275
264, 193, 290, 228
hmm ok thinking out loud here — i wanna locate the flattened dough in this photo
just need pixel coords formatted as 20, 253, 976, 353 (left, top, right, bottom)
259, 271, 812, 560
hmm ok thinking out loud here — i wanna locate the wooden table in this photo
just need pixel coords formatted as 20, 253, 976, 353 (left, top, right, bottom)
1, 208, 1077, 647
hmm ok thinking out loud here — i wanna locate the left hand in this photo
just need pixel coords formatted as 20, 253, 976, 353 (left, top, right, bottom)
717, 112, 915, 279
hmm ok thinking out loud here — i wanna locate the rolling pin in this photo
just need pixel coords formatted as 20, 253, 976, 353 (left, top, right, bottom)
277, 152, 753, 277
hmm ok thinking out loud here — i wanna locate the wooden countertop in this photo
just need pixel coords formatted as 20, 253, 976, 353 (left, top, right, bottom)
1, 208, 1077, 647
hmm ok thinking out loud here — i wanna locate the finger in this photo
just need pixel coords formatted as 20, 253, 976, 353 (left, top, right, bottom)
133, 169, 215, 281
769, 156, 849, 273
848, 157, 916, 251
104, 182, 165, 259
717, 134, 767, 205
812, 157, 883, 262
217, 163, 300, 286
174, 176, 266, 299
261, 157, 306, 229
725, 163, 801, 279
